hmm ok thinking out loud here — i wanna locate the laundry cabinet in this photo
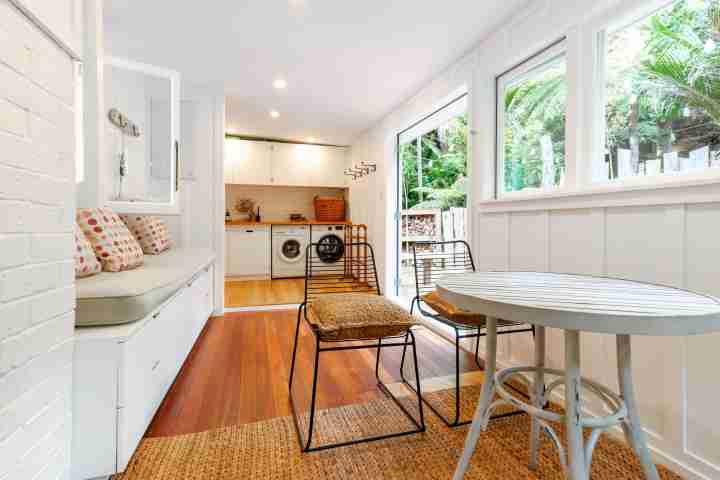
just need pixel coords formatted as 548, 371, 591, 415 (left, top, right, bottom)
225, 226, 271, 277
224, 139, 273, 184
224, 139, 349, 187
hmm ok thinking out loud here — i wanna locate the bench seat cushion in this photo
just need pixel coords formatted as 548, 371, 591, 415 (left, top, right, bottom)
75, 248, 214, 327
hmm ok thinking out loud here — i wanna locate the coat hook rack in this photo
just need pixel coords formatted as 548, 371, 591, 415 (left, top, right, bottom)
361, 161, 377, 172
344, 162, 377, 182
108, 108, 141, 138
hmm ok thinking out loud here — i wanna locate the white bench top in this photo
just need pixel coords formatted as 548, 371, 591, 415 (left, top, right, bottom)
437, 272, 720, 336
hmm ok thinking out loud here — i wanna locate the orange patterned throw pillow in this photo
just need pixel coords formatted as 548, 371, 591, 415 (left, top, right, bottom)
76, 208, 145, 272
121, 215, 172, 255
74, 223, 101, 278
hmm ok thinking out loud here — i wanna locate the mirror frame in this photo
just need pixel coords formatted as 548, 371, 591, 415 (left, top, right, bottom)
104, 56, 181, 215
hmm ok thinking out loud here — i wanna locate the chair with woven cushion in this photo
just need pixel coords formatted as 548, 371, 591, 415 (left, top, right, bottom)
401, 240, 534, 427
288, 242, 425, 452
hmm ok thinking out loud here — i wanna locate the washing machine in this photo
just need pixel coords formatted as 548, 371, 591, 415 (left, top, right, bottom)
310, 225, 346, 274
271, 225, 310, 278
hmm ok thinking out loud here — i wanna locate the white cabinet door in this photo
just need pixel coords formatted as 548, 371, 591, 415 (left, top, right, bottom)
272, 143, 348, 187
311, 146, 348, 187
270, 143, 313, 186
225, 227, 270, 276
225, 139, 349, 187
224, 138, 272, 184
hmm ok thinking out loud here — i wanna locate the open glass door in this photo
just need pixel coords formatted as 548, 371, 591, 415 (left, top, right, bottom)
396, 94, 469, 305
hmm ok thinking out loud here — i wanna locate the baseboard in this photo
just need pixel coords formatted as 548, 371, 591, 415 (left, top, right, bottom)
225, 275, 271, 281
224, 304, 300, 313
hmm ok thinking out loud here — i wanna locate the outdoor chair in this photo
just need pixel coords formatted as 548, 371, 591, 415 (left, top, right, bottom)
402, 239, 534, 427
288, 242, 425, 452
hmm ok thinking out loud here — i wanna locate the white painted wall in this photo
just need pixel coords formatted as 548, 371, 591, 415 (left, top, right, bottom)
104, 65, 172, 203
164, 85, 225, 314
0, 1, 79, 479
350, 0, 720, 478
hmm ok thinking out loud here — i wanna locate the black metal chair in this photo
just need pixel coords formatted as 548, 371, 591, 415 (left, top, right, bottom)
400, 239, 534, 427
288, 241, 425, 452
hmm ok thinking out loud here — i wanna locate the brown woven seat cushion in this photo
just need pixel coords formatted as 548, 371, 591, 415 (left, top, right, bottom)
420, 290, 519, 328
306, 293, 415, 340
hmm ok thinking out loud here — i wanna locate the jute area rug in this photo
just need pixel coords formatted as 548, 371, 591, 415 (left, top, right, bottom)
115, 385, 682, 479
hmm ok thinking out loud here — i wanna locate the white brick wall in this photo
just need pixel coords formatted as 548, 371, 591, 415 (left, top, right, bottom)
0, 2, 77, 479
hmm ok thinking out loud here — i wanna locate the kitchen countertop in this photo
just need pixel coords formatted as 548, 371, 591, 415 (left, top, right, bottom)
225, 219, 352, 227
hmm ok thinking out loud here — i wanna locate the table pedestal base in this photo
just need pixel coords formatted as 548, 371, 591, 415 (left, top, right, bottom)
452, 322, 661, 480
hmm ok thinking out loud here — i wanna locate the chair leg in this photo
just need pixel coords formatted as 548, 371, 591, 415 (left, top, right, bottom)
303, 336, 321, 452
452, 327, 462, 425
288, 303, 305, 390
408, 330, 426, 431
399, 331, 410, 383
473, 327, 482, 369
375, 338, 382, 380
410, 297, 417, 315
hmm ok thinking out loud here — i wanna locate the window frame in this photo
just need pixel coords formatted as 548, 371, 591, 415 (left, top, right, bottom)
495, 38, 568, 198
590, 0, 720, 188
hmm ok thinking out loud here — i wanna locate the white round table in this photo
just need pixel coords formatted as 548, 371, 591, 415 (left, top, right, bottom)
437, 272, 720, 480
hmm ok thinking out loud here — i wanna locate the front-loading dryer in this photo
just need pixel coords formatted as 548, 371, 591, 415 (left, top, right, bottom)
272, 225, 310, 278
310, 225, 346, 275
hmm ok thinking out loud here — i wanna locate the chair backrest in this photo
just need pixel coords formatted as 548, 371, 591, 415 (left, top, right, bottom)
411, 240, 475, 298
303, 241, 381, 305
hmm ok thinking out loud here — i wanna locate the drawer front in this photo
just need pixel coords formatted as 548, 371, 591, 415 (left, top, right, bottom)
188, 264, 213, 337
116, 263, 214, 471
117, 309, 169, 469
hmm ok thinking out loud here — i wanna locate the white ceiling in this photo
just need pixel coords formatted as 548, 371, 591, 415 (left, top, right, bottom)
104, 0, 528, 145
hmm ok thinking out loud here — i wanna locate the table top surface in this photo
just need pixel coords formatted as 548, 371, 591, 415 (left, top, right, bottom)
436, 271, 720, 336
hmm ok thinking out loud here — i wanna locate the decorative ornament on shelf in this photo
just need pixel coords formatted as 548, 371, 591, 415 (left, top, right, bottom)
234, 198, 256, 221
344, 161, 377, 182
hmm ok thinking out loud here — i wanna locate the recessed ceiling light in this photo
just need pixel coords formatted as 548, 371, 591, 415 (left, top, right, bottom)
270, 110, 280, 118
273, 79, 287, 89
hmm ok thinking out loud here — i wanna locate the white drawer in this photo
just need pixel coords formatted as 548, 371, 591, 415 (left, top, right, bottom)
188, 264, 213, 335
117, 310, 168, 470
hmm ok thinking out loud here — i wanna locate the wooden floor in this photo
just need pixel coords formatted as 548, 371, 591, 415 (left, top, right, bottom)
146, 309, 482, 438
224, 278, 305, 307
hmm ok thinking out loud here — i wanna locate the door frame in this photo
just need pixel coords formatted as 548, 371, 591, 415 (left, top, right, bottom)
393, 92, 471, 298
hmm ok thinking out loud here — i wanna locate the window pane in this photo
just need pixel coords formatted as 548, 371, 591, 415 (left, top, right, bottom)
500, 54, 567, 193
603, 0, 720, 181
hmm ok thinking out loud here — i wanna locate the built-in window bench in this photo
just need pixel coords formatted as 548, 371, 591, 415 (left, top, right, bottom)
71, 249, 215, 480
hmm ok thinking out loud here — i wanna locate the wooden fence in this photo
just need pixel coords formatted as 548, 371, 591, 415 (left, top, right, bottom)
400, 207, 467, 264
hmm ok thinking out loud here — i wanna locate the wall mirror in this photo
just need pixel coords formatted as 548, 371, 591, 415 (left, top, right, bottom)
104, 57, 181, 213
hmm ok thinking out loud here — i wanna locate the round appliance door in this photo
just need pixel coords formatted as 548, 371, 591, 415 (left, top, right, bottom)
279, 238, 304, 263
315, 234, 345, 264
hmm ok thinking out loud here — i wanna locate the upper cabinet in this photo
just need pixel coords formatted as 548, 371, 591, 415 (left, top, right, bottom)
105, 57, 181, 214
224, 138, 272, 185
225, 139, 348, 188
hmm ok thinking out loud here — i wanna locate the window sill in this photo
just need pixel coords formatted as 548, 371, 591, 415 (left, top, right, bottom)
479, 172, 720, 213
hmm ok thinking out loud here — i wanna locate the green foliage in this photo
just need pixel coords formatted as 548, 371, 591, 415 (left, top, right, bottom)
400, 115, 468, 210
503, 60, 567, 192
605, 0, 720, 175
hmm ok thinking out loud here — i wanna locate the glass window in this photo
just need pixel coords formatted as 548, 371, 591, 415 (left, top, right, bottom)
601, 0, 720, 181
497, 45, 567, 194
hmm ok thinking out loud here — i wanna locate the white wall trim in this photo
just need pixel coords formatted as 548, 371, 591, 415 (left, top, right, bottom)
224, 304, 300, 314
8, 0, 82, 59
212, 96, 226, 316
477, 179, 720, 213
